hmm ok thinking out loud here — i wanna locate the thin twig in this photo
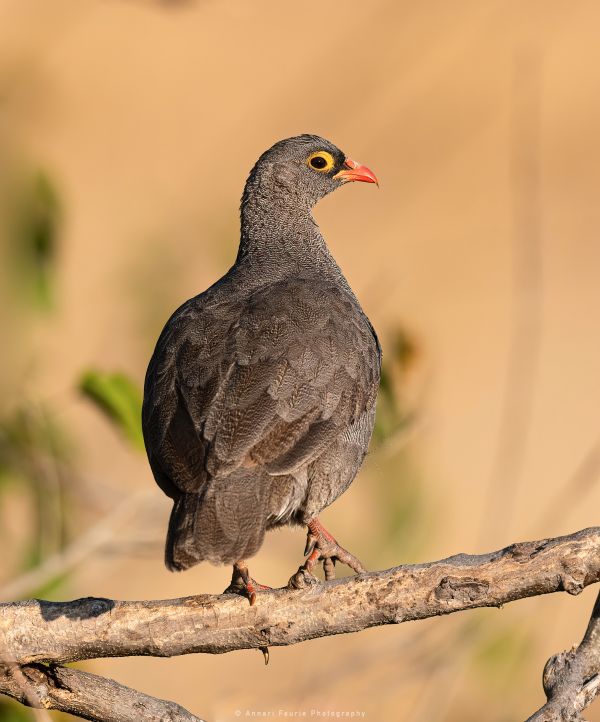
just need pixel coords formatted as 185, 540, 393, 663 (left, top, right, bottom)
481, 49, 544, 545
0, 490, 153, 601
0, 635, 53, 722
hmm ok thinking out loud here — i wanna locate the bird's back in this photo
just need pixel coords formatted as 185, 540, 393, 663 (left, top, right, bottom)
142, 266, 380, 568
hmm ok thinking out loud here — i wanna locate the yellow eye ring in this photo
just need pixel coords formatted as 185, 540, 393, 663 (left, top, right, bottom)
307, 151, 335, 173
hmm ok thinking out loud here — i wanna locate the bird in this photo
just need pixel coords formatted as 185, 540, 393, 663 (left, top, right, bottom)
142, 134, 381, 604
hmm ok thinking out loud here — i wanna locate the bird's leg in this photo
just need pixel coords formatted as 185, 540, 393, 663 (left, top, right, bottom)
288, 518, 365, 588
223, 560, 271, 606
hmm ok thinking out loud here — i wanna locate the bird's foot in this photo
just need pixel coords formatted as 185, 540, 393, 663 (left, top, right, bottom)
223, 560, 271, 606
287, 566, 321, 590
287, 518, 366, 588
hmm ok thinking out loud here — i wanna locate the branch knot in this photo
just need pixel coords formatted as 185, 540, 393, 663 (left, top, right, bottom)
434, 576, 490, 605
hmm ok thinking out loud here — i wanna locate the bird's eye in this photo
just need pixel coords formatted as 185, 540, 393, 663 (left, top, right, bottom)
307, 151, 335, 173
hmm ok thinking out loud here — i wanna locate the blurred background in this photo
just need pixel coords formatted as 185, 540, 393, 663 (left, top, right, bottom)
1, 1, 599, 720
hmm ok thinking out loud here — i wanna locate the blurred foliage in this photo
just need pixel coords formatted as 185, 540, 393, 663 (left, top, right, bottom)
342, 324, 427, 567
372, 327, 418, 446
472, 621, 533, 689
0, 158, 77, 608
371, 451, 426, 564
79, 370, 144, 452
0, 405, 70, 480
0, 700, 32, 722
7, 171, 62, 312
0, 402, 72, 592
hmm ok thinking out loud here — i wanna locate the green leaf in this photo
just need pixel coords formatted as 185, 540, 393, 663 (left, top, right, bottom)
79, 370, 144, 452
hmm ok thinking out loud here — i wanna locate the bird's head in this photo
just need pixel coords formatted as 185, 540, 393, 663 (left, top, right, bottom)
242, 135, 378, 213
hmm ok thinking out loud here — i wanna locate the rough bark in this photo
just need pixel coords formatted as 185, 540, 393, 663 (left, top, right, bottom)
0, 526, 598, 722
527, 589, 600, 721
0, 662, 206, 722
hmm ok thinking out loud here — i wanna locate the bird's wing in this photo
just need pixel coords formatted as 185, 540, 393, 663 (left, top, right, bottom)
142, 278, 380, 496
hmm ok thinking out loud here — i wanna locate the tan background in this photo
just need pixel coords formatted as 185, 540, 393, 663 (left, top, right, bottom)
1, 1, 599, 720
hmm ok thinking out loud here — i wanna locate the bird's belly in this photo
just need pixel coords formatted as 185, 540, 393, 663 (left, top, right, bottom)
265, 408, 376, 527
301, 409, 375, 520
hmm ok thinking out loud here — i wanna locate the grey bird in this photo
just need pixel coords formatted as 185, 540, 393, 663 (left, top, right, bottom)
142, 135, 381, 604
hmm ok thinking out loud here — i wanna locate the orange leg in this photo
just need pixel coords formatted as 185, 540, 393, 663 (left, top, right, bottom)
289, 518, 365, 588
223, 560, 271, 606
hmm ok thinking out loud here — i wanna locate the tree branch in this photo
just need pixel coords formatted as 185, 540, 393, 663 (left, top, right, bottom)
0, 662, 206, 722
527, 589, 600, 721
0, 526, 598, 722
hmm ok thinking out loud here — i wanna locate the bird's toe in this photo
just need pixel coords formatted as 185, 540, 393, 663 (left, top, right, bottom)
297, 519, 367, 581
287, 567, 320, 590
224, 561, 271, 605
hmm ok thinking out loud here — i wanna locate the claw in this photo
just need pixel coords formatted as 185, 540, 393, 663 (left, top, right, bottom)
224, 560, 271, 605
304, 531, 318, 556
288, 518, 366, 587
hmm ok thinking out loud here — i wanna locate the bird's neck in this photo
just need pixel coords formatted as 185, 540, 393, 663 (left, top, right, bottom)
237, 188, 336, 272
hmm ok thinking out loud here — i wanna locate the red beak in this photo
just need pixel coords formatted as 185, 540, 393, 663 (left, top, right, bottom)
334, 157, 378, 186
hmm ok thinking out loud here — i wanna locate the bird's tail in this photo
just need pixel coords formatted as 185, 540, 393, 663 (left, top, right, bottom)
165, 470, 270, 571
